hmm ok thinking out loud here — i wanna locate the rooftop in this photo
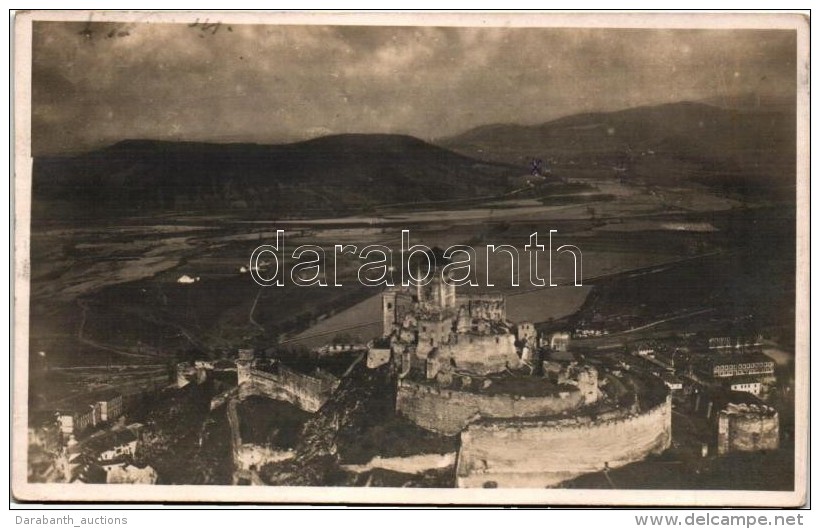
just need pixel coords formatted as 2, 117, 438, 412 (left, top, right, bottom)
94, 389, 123, 402
54, 388, 123, 414
546, 349, 576, 363
724, 374, 767, 385
83, 428, 138, 454
702, 352, 774, 367
707, 388, 769, 410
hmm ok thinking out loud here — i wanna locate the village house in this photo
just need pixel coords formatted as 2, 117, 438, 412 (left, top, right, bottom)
725, 375, 764, 397
105, 462, 158, 484
83, 428, 139, 463
55, 404, 95, 438
95, 389, 124, 423
54, 390, 125, 439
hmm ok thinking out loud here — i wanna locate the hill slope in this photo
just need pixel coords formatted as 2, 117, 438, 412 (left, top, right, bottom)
440, 102, 796, 199
33, 134, 518, 219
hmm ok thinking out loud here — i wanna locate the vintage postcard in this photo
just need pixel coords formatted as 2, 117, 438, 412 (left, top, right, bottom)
11, 11, 809, 506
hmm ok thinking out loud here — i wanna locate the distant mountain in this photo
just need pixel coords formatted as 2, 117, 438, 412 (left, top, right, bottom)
439, 102, 796, 199
697, 92, 795, 113
33, 134, 519, 219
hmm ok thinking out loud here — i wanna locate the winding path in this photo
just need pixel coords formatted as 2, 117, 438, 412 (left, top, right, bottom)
248, 288, 265, 332
76, 299, 161, 360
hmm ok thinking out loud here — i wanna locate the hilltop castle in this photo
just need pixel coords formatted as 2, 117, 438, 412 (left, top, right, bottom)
369, 255, 671, 487
373, 257, 601, 430
381, 268, 520, 378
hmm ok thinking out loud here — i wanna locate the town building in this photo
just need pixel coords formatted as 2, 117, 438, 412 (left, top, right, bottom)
660, 373, 684, 391
699, 352, 775, 380
84, 428, 139, 463
548, 332, 571, 353
516, 322, 537, 345
105, 462, 158, 484
725, 375, 764, 397
707, 334, 763, 353
55, 405, 95, 437
95, 390, 123, 423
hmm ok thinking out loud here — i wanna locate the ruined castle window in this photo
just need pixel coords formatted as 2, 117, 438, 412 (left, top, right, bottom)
387, 303, 393, 309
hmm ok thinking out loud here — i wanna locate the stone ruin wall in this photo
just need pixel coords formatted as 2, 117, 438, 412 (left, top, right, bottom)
396, 378, 585, 436
367, 347, 391, 369
239, 367, 339, 413
415, 317, 454, 359
455, 395, 672, 488
717, 410, 779, 455
210, 386, 240, 411
436, 334, 520, 375
235, 443, 294, 471
457, 294, 506, 322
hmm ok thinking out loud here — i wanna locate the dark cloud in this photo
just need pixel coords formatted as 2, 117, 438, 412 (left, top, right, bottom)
32, 22, 796, 155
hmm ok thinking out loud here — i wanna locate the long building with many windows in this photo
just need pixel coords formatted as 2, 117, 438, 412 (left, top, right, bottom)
699, 353, 775, 380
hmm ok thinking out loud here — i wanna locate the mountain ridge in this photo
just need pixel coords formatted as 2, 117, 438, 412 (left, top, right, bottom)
33, 133, 520, 219
32, 101, 797, 220
438, 101, 795, 198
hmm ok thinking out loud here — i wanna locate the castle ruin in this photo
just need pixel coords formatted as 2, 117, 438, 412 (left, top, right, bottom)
371, 255, 671, 487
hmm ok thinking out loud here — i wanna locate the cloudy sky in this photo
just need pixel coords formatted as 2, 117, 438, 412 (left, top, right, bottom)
32, 21, 796, 155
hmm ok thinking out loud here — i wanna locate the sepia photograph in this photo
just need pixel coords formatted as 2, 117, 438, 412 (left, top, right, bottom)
11, 10, 809, 506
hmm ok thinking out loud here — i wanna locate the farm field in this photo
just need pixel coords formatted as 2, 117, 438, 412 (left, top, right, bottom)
27, 174, 790, 407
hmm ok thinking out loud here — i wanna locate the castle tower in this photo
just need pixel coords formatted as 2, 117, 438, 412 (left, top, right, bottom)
417, 271, 456, 312
456, 305, 471, 334
237, 360, 251, 386
382, 290, 398, 337
439, 274, 456, 309
236, 349, 253, 386
176, 362, 191, 388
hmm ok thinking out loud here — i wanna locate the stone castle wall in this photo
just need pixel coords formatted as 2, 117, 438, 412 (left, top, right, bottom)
717, 409, 779, 455
367, 347, 391, 369
437, 334, 520, 375
210, 386, 240, 411
396, 379, 585, 435
235, 443, 295, 471
239, 366, 339, 413
416, 317, 454, 359
457, 294, 506, 321
455, 395, 672, 488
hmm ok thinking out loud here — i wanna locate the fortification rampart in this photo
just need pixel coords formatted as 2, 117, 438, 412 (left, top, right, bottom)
396, 379, 585, 435
239, 366, 339, 413
340, 452, 456, 475
236, 443, 295, 471
210, 386, 240, 411
455, 395, 672, 488
436, 334, 520, 375
717, 408, 779, 455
